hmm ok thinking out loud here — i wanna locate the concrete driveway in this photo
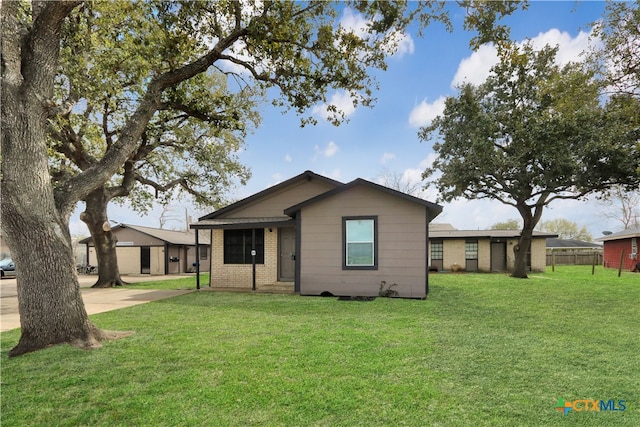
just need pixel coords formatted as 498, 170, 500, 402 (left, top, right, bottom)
0, 275, 194, 332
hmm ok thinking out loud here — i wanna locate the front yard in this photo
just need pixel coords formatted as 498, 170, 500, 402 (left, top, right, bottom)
1, 266, 638, 426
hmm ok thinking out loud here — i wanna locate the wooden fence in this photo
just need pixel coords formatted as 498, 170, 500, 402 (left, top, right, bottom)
546, 251, 603, 266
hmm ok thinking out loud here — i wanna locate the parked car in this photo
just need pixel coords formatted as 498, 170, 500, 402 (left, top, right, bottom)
0, 258, 16, 278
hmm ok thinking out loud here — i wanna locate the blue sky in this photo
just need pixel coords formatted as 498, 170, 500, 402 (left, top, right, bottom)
71, 1, 624, 239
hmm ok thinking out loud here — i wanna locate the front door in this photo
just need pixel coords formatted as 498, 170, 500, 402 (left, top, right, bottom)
278, 227, 296, 281
141, 246, 151, 274
491, 241, 506, 272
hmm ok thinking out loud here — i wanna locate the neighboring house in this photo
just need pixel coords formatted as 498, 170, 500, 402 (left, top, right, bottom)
429, 229, 556, 272
595, 227, 640, 270
191, 170, 443, 298
546, 238, 602, 266
81, 224, 210, 275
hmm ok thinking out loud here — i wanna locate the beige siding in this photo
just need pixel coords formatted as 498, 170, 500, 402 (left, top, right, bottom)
529, 239, 546, 272
112, 228, 165, 246
442, 240, 466, 271
167, 246, 181, 274
88, 246, 141, 275
435, 237, 546, 272
298, 185, 428, 298
116, 247, 141, 274
150, 247, 164, 275
210, 228, 279, 288
186, 245, 210, 273
224, 180, 337, 218
478, 240, 491, 270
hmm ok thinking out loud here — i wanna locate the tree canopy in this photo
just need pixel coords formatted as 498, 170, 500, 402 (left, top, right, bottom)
420, 43, 640, 278
538, 219, 593, 242
590, 1, 640, 97
491, 219, 521, 230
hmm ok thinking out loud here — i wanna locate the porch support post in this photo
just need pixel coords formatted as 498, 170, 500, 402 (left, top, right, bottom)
195, 229, 200, 290
252, 228, 256, 291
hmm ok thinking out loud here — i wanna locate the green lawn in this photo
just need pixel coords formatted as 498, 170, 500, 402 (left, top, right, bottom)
2, 266, 638, 426
122, 273, 210, 290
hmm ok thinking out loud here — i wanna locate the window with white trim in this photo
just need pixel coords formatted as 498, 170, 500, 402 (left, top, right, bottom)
343, 217, 377, 270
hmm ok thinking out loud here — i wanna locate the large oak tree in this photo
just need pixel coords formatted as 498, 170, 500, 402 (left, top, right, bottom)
2, 0, 528, 356
2, 0, 458, 357
421, 43, 639, 278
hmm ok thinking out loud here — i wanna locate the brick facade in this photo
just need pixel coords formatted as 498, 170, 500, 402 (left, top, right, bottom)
209, 228, 280, 288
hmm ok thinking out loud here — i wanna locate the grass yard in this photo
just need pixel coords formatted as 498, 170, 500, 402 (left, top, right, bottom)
122, 273, 211, 290
1, 266, 638, 426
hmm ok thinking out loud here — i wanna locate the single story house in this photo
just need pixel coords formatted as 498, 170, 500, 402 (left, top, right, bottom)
429, 229, 556, 272
546, 238, 602, 266
81, 224, 210, 275
595, 227, 640, 270
191, 170, 443, 298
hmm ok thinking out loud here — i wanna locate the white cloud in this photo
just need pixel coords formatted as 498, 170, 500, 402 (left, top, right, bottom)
394, 154, 441, 200
314, 141, 339, 160
284, 154, 292, 163
396, 33, 415, 57
339, 8, 368, 38
380, 152, 396, 164
324, 141, 339, 157
321, 168, 342, 181
408, 96, 447, 128
451, 43, 498, 88
451, 28, 595, 88
383, 31, 415, 58
528, 28, 594, 66
312, 91, 357, 122
339, 8, 414, 59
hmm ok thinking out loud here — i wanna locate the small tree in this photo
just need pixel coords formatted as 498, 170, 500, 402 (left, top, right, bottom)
538, 219, 593, 242
491, 219, 521, 230
598, 185, 640, 230
421, 43, 639, 278
376, 169, 422, 196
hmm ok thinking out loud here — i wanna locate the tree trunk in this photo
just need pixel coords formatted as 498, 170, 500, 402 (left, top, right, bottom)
1, 1, 115, 356
80, 188, 128, 288
512, 237, 531, 278
512, 225, 534, 279
1, 56, 105, 358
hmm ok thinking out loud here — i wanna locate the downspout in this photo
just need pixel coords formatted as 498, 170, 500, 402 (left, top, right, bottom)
209, 230, 213, 287
294, 214, 302, 293
425, 208, 430, 298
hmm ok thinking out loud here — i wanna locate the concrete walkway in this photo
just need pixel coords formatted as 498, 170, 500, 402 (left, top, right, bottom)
0, 275, 194, 332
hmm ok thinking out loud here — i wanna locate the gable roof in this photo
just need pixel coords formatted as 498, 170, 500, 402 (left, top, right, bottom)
595, 226, 640, 242
80, 224, 209, 245
199, 170, 342, 220
430, 229, 557, 239
284, 177, 443, 218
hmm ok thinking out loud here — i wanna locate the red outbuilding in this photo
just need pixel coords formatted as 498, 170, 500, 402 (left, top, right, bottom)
596, 227, 640, 271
